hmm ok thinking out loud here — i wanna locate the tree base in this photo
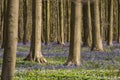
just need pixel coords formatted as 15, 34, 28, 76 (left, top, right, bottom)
24, 56, 47, 64
91, 47, 103, 51
64, 61, 80, 66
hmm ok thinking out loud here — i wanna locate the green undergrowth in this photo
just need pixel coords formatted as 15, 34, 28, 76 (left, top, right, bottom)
14, 69, 120, 80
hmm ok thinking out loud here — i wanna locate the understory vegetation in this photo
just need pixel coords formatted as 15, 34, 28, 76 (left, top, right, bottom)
0, 42, 120, 80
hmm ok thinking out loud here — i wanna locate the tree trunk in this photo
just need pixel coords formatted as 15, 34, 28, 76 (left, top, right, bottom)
118, 0, 120, 43
104, 0, 109, 41
91, 0, 103, 51
1, 0, 19, 79
1, 0, 7, 48
100, 0, 106, 40
67, 0, 71, 42
107, 0, 113, 45
83, 0, 92, 47
24, 0, 47, 63
60, 0, 64, 45
45, 0, 50, 45
23, 0, 28, 44
65, 0, 82, 66
18, 0, 23, 42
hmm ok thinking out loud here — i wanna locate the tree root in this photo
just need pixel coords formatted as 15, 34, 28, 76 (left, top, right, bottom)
24, 56, 47, 64
64, 61, 80, 66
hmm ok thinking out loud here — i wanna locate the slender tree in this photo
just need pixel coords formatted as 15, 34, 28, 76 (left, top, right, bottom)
1, 0, 19, 79
23, 0, 28, 44
118, 0, 120, 43
60, 0, 65, 45
1, 0, 7, 48
0, 0, 3, 44
83, 0, 92, 47
24, 0, 47, 63
67, 0, 71, 42
107, 0, 113, 45
100, 0, 106, 40
18, 0, 24, 42
91, 0, 103, 51
65, 0, 82, 66
45, 0, 50, 45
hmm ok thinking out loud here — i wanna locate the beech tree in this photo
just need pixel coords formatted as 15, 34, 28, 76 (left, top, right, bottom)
118, 0, 120, 43
24, 0, 47, 63
91, 0, 103, 51
65, 0, 82, 66
83, 0, 92, 47
60, 0, 65, 45
1, 0, 19, 80
45, 0, 50, 45
23, 0, 28, 44
1, 0, 7, 48
107, 0, 113, 45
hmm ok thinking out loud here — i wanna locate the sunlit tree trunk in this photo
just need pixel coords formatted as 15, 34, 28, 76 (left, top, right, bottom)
91, 0, 103, 51
107, 0, 113, 45
65, 0, 82, 66
1, 0, 19, 80
24, 0, 47, 63
60, 0, 64, 44
45, 0, 50, 45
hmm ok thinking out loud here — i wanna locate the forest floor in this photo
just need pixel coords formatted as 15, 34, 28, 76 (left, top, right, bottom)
0, 42, 120, 80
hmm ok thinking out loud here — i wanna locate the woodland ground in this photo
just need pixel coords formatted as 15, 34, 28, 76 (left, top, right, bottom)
0, 42, 120, 80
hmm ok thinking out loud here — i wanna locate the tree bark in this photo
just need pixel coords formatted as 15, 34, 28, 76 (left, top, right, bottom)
24, 0, 47, 63
45, 0, 50, 45
65, 0, 82, 66
1, 0, 7, 48
60, 0, 65, 45
83, 0, 92, 47
23, 0, 28, 44
118, 0, 120, 43
1, 0, 19, 80
91, 0, 103, 51
67, 0, 71, 42
107, 0, 113, 45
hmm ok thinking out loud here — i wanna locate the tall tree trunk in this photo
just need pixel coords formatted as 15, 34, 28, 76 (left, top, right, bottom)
83, 0, 92, 47
57, 0, 61, 44
67, 0, 71, 42
1, 0, 19, 80
24, 0, 47, 63
45, 0, 50, 45
60, 0, 64, 45
113, 0, 118, 41
1, 0, 7, 48
42, 0, 47, 43
107, 0, 113, 45
100, 0, 106, 40
0, 0, 3, 45
65, 0, 82, 66
118, 0, 120, 43
104, 0, 109, 41
18, 0, 23, 42
91, 0, 103, 51
23, 0, 28, 44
